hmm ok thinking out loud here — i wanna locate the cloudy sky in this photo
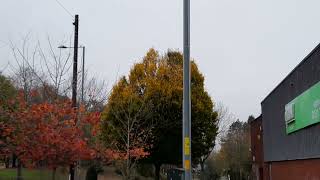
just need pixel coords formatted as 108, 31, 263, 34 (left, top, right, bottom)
1, 0, 320, 121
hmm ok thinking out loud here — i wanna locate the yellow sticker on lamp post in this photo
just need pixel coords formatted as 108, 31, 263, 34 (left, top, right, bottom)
184, 137, 190, 155
185, 160, 191, 170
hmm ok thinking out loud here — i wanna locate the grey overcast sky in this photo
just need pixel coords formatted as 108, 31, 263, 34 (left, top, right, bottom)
1, 0, 320, 121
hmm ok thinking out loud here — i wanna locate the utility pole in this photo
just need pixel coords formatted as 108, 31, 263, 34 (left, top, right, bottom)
70, 14, 79, 180
72, 14, 79, 108
183, 0, 191, 179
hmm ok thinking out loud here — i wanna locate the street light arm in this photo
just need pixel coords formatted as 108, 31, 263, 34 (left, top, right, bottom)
58, 45, 85, 49
58, 45, 68, 49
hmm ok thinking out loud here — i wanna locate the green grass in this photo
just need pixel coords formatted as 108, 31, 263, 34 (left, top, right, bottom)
0, 168, 68, 180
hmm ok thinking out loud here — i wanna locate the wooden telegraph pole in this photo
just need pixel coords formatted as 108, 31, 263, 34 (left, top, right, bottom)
70, 14, 79, 180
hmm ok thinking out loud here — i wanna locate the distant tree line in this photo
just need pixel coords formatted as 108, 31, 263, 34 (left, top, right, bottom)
203, 117, 252, 180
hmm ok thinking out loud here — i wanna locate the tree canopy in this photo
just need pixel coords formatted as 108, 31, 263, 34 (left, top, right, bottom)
100, 49, 218, 179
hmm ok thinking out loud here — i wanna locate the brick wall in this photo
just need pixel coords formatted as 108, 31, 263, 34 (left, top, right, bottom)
250, 116, 264, 180
264, 159, 320, 180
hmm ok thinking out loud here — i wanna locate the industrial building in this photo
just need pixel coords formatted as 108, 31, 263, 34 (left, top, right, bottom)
251, 44, 320, 180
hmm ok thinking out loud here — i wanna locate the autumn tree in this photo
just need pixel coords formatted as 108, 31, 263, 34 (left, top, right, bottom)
1, 92, 101, 180
100, 76, 153, 179
5, 34, 108, 179
100, 49, 218, 179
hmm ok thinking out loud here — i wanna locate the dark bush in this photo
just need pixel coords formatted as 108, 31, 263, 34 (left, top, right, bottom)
136, 163, 155, 177
86, 164, 104, 180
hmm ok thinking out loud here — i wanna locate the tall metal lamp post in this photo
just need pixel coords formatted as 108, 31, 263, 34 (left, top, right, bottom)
59, 45, 85, 180
58, 45, 86, 103
183, 0, 191, 179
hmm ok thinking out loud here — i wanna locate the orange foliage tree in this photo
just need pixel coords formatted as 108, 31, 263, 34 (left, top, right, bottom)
0, 92, 102, 177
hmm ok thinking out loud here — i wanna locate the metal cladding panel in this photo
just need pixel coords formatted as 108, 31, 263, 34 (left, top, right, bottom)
262, 44, 320, 162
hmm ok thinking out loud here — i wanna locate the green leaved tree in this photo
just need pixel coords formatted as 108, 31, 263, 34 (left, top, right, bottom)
0, 74, 16, 105
100, 49, 218, 179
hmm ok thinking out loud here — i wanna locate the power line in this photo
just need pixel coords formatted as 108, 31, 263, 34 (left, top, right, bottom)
0, 40, 8, 48
53, 0, 74, 18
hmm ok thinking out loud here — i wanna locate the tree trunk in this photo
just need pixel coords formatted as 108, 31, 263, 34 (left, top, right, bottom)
200, 161, 205, 180
200, 161, 205, 172
12, 154, 17, 168
16, 159, 22, 180
126, 118, 130, 180
5, 156, 9, 168
52, 168, 56, 180
69, 164, 75, 180
155, 163, 161, 180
